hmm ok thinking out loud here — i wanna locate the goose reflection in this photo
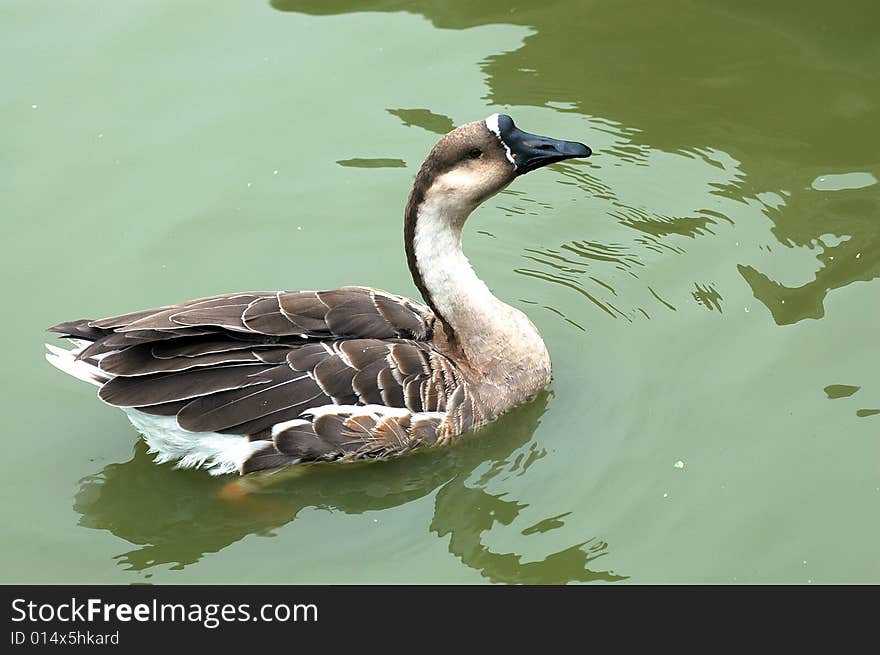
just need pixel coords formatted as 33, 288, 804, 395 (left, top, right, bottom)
74, 393, 625, 583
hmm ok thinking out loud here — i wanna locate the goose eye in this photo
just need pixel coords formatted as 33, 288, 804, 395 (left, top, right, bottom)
467, 148, 482, 159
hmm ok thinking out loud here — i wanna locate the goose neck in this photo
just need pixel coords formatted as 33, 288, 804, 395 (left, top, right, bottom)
405, 189, 501, 353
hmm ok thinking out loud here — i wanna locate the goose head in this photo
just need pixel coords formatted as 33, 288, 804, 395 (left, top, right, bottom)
404, 114, 592, 351
410, 113, 592, 216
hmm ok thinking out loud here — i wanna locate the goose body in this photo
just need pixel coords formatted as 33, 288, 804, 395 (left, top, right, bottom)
46, 114, 591, 475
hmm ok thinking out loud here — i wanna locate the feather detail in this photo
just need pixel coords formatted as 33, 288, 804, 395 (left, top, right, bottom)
262, 404, 446, 467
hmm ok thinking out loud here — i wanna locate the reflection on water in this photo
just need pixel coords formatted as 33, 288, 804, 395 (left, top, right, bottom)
337, 109, 457, 170
74, 393, 625, 583
516, 264, 627, 321
737, 184, 879, 325
692, 283, 723, 313
821, 384, 879, 420
336, 157, 407, 168
822, 384, 879, 421
387, 108, 455, 135
824, 385, 860, 400
611, 207, 721, 241
274, 0, 879, 330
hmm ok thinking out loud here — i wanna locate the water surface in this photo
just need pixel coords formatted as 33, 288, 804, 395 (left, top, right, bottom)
2, 0, 878, 583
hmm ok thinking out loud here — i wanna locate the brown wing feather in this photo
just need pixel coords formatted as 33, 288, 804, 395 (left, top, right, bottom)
175, 365, 330, 433
262, 405, 447, 469
99, 345, 283, 376
48, 286, 482, 470
98, 364, 273, 407
52, 286, 433, 345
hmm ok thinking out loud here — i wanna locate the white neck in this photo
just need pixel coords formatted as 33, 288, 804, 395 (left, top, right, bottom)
411, 183, 548, 374
413, 199, 500, 339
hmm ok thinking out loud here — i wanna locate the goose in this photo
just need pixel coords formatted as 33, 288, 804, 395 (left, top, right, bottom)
46, 114, 591, 476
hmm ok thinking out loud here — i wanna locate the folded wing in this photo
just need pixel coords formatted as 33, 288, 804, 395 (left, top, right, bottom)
48, 286, 479, 471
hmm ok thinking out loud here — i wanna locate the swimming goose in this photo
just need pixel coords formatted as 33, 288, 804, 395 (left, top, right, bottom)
46, 114, 591, 475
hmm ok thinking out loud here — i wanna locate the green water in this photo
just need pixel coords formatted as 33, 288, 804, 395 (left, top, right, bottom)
2, 1, 878, 584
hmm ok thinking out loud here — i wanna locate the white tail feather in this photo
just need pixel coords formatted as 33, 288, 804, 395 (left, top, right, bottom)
44, 343, 109, 386
125, 410, 255, 476
45, 342, 253, 475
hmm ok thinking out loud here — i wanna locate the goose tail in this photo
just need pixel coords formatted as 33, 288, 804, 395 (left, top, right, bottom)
44, 342, 110, 387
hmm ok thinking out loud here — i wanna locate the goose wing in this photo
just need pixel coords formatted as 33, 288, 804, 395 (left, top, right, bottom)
49, 287, 476, 471
51, 286, 434, 352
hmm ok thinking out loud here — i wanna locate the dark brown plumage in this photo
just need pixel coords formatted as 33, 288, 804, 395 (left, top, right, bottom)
50, 287, 476, 470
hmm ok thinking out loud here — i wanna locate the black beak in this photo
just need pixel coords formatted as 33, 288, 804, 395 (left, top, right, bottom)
494, 114, 591, 175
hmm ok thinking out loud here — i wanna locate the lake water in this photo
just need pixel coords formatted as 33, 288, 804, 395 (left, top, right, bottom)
2, 0, 878, 583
